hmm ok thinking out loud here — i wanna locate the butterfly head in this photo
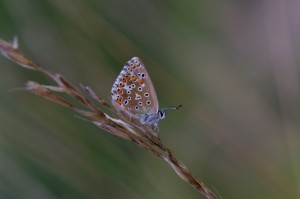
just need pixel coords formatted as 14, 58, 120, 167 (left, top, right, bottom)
158, 104, 182, 120
158, 109, 166, 120
140, 105, 182, 131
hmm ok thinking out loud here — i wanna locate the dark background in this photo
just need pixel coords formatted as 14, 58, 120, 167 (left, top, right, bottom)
0, 0, 299, 199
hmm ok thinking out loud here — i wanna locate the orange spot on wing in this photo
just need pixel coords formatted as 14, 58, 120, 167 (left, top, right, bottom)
139, 79, 144, 84
131, 75, 137, 81
116, 97, 122, 105
117, 89, 122, 94
119, 83, 125, 87
125, 75, 130, 81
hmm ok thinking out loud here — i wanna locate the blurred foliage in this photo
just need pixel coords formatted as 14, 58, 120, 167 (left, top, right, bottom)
0, 0, 300, 199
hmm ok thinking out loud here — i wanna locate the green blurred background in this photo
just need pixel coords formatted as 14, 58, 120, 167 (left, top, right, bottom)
0, 0, 299, 198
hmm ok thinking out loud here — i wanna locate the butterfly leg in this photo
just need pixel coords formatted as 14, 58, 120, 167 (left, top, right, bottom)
151, 122, 159, 132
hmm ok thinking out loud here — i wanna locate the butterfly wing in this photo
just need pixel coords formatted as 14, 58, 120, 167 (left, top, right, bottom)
111, 57, 159, 123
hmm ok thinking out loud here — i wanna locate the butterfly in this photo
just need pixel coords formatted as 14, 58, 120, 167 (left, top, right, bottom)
111, 57, 181, 132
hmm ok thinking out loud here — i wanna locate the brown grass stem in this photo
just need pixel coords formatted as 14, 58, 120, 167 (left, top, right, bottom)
0, 37, 218, 199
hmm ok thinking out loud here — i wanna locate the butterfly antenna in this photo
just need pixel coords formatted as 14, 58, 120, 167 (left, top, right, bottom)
161, 104, 182, 111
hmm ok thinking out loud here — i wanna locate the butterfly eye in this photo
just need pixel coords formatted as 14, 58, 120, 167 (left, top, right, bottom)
158, 110, 166, 119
